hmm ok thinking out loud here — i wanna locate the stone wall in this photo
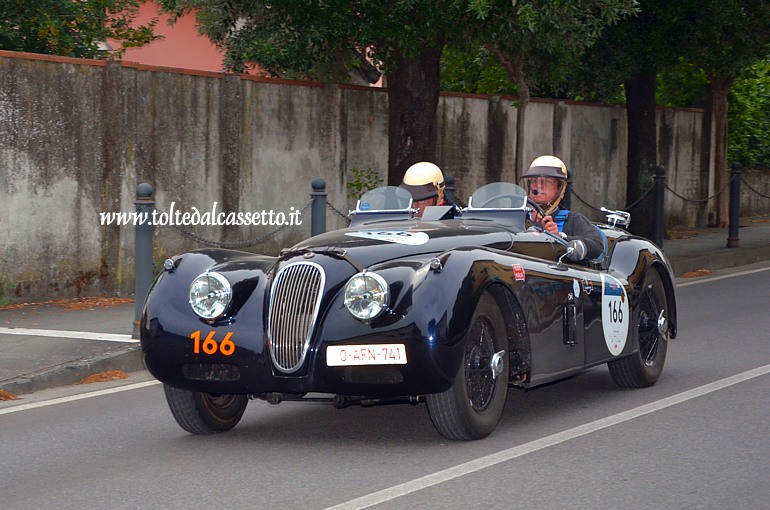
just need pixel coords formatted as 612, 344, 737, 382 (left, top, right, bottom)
0, 50, 756, 302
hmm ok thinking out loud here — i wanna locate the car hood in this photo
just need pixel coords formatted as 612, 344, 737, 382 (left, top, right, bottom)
289, 219, 514, 268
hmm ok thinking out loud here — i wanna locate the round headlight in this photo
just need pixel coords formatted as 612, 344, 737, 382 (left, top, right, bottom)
189, 271, 232, 319
344, 272, 389, 321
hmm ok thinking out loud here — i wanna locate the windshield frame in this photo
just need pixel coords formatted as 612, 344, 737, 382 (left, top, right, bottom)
467, 182, 528, 210
354, 186, 414, 213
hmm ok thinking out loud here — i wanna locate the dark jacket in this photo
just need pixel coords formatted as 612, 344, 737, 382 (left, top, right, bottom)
538, 207, 605, 260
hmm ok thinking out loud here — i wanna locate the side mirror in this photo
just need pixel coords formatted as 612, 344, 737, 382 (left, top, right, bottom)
565, 240, 587, 262
551, 239, 587, 270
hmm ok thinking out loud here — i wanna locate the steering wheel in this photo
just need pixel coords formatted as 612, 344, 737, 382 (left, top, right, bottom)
524, 197, 548, 232
479, 194, 528, 209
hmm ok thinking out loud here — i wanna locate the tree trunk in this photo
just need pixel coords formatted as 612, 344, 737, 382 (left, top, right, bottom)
511, 55, 528, 183
699, 82, 713, 227
709, 75, 735, 227
488, 46, 527, 182
386, 42, 444, 186
624, 70, 658, 240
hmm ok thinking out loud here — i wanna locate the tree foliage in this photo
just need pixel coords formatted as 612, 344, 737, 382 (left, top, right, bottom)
158, 0, 638, 184
557, 0, 770, 232
466, 0, 639, 89
727, 60, 770, 168
657, 58, 770, 169
676, 0, 770, 225
0, 0, 159, 59
458, 0, 638, 180
159, 0, 473, 185
159, 0, 466, 78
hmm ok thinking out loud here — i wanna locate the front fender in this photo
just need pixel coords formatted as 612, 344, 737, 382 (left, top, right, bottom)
140, 249, 277, 389
313, 248, 519, 389
608, 237, 678, 339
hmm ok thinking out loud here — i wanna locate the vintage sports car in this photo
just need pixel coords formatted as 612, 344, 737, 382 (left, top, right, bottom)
140, 182, 677, 440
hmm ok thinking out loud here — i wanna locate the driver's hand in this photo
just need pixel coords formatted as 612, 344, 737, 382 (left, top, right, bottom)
541, 215, 559, 235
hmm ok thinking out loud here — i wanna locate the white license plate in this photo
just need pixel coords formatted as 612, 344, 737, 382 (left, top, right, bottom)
326, 344, 407, 366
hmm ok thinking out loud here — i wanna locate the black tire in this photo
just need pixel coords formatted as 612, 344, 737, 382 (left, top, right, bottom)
426, 292, 509, 440
608, 268, 669, 388
163, 384, 248, 434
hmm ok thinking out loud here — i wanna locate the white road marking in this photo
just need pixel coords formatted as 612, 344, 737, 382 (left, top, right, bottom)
0, 380, 160, 415
677, 266, 770, 287
0, 327, 137, 343
325, 363, 770, 510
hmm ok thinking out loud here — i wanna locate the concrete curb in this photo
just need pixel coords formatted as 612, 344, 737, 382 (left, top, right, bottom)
667, 246, 768, 276
0, 345, 145, 396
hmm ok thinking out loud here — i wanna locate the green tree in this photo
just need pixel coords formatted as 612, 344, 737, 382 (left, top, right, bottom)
159, 0, 472, 186
0, 0, 159, 59
657, 58, 770, 168
573, 0, 770, 234
678, 0, 770, 226
464, 0, 638, 181
158, 1, 638, 186
728, 60, 770, 169
441, 45, 517, 97
567, 0, 687, 238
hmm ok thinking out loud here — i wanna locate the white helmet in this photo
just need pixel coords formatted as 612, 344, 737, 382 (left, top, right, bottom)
398, 162, 445, 202
521, 155, 569, 215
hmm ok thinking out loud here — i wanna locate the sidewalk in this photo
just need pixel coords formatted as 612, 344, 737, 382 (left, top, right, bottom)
1, 216, 769, 399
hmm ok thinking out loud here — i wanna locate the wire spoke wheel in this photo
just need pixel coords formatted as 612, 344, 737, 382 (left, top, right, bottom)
638, 285, 666, 367
608, 269, 669, 388
427, 291, 509, 440
465, 317, 498, 412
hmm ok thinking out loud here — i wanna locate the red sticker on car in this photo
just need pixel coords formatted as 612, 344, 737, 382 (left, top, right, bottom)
512, 263, 525, 281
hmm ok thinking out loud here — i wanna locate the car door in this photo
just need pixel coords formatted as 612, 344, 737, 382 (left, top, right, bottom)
518, 258, 589, 386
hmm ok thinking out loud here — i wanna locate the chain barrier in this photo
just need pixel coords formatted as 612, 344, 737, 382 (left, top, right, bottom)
741, 177, 770, 199
572, 177, 767, 215
571, 184, 654, 213
326, 202, 352, 224
664, 181, 729, 205
571, 190, 608, 213
165, 201, 312, 249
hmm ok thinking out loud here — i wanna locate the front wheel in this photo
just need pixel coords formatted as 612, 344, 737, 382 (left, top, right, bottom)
163, 384, 248, 434
426, 292, 509, 440
608, 268, 669, 388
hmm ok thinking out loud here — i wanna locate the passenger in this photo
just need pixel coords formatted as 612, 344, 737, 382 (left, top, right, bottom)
521, 155, 604, 260
398, 162, 446, 217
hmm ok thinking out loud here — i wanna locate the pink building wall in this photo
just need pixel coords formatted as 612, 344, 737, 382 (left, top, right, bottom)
110, 1, 229, 73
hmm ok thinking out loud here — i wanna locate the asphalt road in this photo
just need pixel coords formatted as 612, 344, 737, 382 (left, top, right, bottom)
2, 264, 769, 510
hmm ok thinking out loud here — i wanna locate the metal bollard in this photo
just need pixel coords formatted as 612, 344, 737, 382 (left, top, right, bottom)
727, 162, 741, 248
652, 166, 666, 248
133, 183, 155, 339
311, 178, 327, 237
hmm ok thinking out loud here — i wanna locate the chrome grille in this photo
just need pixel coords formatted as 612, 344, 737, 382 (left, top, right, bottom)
267, 261, 325, 373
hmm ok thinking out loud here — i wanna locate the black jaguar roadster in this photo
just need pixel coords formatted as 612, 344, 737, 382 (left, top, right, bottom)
140, 182, 677, 440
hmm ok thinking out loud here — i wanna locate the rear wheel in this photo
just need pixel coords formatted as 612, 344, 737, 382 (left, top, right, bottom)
427, 292, 509, 440
163, 384, 248, 434
608, 268, 669, 388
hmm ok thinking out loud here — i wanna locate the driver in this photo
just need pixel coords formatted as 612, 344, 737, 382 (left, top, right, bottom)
398, 162, 446, 217
521, 155, 604, 260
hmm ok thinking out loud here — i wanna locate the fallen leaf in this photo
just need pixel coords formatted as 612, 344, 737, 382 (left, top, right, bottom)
667, 229, 701, 240
0, 296, 134, 311
78, 370, 130, 384
681, 268, 714, 278
0, 389, 19, 401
